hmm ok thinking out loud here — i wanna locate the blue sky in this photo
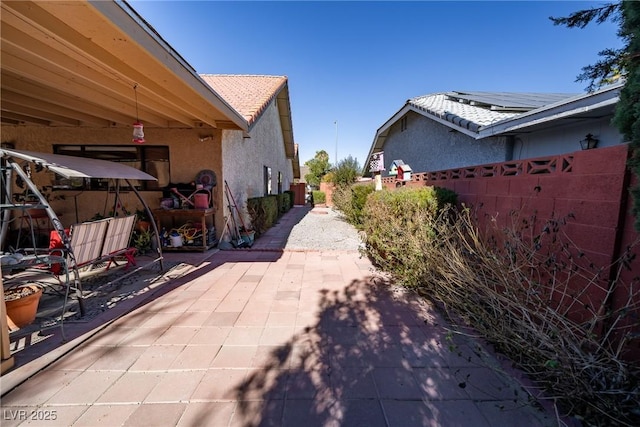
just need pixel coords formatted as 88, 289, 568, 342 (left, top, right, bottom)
129, 1, 622, 167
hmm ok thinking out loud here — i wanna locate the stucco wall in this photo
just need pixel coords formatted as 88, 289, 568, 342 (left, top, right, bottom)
222, 99, 294, 234
1, 125, 223, 234
381, 112, 508, 176
513, 116, 625, 159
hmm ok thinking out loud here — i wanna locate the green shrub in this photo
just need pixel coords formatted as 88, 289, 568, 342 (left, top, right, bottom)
312, 190, 325, 204
333, 183, 375, 228
433, 186, 458, 210
276, 193, 289, 215
285, 190, 296, 208
350, 183, 375, 226
247, 195, 278, 235
361, 186, 457, 286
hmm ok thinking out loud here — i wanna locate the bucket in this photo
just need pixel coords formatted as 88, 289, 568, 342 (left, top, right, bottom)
169, 234, 183, 247
194, 192, 209, 209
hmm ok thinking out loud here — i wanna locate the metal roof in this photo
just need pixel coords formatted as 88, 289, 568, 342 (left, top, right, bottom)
444, 91, 578, 111
478, 82, 622, 136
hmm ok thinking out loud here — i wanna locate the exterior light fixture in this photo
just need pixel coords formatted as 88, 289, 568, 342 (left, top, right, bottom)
132, 84, 145, 144
579, 133, 598, 150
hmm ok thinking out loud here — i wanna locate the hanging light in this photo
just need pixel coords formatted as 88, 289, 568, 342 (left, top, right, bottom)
132, 84, 145, 144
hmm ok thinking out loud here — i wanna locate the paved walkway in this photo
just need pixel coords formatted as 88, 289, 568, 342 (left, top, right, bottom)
1, 206, 559, 426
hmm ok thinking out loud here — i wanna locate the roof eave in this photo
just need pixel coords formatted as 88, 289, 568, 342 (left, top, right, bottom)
478, 84, 623, 138
362, 101, 480, 176
105, 1, 249, 132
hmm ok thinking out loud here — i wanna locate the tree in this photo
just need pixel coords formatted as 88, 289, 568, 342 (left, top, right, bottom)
613, 1, 640, 231
304, 150, 331, 188
329, 155, 361, 187
552, 1, 640, 231
550, 3, 624, 92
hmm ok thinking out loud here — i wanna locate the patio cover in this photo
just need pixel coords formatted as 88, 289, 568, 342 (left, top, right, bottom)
0, 148, 157, 181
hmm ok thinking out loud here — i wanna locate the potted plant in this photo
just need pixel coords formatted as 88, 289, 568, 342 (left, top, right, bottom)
135, 208, 151, 232
4, 284, 43, 329
132, 228, 153, 254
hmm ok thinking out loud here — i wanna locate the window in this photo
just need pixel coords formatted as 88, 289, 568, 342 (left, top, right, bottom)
277, 171, 283, 194
53, 145, 170, 191
264, 166, 272, 196
400, 116, 408, 132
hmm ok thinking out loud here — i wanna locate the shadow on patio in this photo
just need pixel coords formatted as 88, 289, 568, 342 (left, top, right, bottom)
212, 276, 540, 426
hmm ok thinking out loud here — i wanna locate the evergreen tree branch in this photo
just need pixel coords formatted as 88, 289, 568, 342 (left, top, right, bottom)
549, 3, 621, 28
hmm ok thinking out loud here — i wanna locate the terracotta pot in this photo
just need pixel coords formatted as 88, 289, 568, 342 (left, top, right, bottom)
136, 220, 151, 232
5, 284, 43, 328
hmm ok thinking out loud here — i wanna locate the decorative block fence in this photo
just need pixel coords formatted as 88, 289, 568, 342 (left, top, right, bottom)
382, 144, 640, 360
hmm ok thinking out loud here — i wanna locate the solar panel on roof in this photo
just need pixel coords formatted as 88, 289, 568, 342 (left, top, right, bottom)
446, 91, 578, 110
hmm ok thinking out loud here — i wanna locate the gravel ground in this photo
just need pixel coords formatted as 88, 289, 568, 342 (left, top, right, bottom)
284, 207, 364, 251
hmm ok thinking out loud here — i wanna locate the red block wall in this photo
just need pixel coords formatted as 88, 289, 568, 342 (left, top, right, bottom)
319, 182, 335, 207
382, 145, 640, 360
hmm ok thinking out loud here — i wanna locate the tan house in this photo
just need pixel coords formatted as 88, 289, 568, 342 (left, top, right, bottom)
0, 1, 299, 245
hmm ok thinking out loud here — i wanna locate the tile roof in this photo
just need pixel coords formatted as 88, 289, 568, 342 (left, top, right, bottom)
200, 74, 287, 126
409, 94, 521, 132
408, 91, 578, 132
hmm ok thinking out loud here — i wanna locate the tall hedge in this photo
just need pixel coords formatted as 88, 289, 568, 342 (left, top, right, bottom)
361, 186, 457, 286
276, 192, 292, 214
247, 195, 278, 235
285, 190, 296, 208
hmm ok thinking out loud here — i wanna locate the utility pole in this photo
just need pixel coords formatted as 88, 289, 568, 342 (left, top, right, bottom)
334, 120, 338, 166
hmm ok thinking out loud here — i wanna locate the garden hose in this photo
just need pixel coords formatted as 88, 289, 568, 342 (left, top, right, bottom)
170, 223, 202, 244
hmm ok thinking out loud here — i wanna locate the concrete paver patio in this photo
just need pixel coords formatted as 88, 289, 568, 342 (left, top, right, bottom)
1, 206, 560, 426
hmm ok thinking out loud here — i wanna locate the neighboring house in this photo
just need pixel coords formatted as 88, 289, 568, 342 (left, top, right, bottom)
0, 1, 299, 242
364, 84, 625, 176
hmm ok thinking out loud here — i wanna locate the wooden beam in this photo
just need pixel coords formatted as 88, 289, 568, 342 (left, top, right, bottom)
1, 100, 80, 126
4, 1, 230, 128
2, 90, 108, 126
1, 110, 51, 126
2, 72, 135, 126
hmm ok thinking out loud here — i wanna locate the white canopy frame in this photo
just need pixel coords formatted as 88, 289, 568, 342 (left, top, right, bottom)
0, 148, 164, 321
